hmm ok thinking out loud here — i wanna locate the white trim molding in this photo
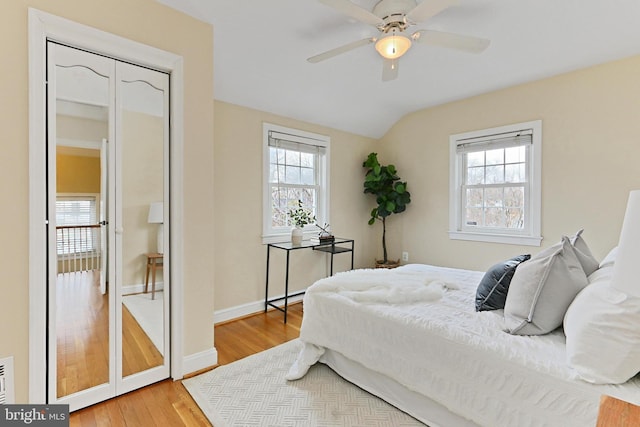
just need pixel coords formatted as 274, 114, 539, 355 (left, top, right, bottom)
449, 120, 543, 246
183, 348, 218, 376
28, 8, 186, 403
213, 293, 306, 325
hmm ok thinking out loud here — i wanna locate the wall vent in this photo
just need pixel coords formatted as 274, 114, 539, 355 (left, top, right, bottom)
0, 356, 15, 404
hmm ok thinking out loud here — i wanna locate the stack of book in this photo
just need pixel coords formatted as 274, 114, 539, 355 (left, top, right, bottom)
310, 234, 335, 244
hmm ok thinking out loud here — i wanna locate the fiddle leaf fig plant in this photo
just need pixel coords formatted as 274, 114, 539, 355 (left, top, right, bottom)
363, 152, 411, 265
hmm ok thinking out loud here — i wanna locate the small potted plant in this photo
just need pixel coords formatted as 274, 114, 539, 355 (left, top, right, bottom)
363, 152, 411, 267
288, 200, 315, 245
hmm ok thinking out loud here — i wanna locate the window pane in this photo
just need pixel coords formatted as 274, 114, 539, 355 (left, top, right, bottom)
484, 207, 505, 227
505, 163, 525, 183
506, 208, 524, 229
484, 187, 503, 207
465, 207, 482, 226
285, 166, 301, 184
467, 167, 484, 185
269, 163, 279, 183
300, 152, 314, 168
300, 167, 314, 185
505, 146, 525, 163
485, 165, 504, 184
485, 149, 503, 166
467, 152, 484, 167
504, 186, 524, 208
466, 188, 483, 207
285, 149, 300, 166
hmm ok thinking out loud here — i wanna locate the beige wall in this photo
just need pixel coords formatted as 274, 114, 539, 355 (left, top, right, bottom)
0, 0, 213, 403
213, 101, 379, 311
122, 110, 164, 288
379, 55, 640, 272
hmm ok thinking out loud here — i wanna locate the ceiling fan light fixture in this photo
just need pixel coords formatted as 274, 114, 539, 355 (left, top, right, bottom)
375, 31, 412, 59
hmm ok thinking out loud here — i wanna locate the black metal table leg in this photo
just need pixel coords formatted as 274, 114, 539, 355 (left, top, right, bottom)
350, 241, 354, 270
284, 250, 290, 323
265, 244, 271, 312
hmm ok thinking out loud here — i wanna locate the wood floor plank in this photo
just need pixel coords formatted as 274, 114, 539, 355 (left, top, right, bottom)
69, 304, 303, 425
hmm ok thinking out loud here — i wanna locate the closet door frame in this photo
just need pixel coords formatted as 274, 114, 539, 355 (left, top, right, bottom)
28, 8, 185, 404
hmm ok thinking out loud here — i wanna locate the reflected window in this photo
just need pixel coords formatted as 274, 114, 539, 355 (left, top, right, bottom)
56, 196, 98, 255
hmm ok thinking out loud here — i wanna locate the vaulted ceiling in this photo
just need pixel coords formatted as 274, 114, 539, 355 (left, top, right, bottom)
158, 0, 640, 138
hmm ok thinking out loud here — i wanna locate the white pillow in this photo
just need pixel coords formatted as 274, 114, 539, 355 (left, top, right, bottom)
587, 264, 614, 283
504, 236, 589, 335
564, 279, 640, 384
599, 246, 618, 269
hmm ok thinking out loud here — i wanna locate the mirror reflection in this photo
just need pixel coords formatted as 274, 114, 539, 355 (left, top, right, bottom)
55, 63, 167, 396
55, 64, 109, 397
121, 77, 166, 377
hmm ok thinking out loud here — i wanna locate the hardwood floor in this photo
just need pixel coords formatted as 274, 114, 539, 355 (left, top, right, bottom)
69, 303, 304, 426
56, 271, 164, 398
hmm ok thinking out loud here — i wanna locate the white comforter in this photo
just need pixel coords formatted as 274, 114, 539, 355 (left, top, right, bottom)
288, 264, 640, 427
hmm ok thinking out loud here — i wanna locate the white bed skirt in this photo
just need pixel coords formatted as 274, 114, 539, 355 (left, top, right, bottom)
320, 348, 480, 427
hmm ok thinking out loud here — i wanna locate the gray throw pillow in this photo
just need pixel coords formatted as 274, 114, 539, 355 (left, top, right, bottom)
569, 229, 599, 276
475, 254, 531, 312
504, 237, 589, 335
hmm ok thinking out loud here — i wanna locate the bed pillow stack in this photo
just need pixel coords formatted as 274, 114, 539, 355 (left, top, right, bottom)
564, 246, 640, 384
504, 236, 590, 335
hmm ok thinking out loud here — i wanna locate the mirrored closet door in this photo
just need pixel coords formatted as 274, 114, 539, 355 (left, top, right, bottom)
47, 42, 170, 411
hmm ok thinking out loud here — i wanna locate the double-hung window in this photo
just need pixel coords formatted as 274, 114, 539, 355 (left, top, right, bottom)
449, 120, 542, 246
263, 123, 329, 243
56, 195, 99, 255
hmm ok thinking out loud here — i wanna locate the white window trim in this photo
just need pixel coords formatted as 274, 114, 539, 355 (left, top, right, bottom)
449, 120, 542, 246
262, 123, 330, 244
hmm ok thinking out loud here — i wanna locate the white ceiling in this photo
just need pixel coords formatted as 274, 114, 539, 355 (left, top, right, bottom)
157, 0, 640, 139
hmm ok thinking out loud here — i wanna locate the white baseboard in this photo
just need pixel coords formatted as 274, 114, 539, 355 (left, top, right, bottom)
213, 291, 306, 324
122, 282, 164, 295
182, 347, 218, 375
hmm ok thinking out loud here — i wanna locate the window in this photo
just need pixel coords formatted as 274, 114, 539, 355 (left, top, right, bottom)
56, 195, 99, 255
263, 123, 329, 243
449, 120, 542, 246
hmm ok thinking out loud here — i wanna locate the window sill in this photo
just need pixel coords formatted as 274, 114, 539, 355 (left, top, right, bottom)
449, 231, 542, 246
262, 231, 317, 245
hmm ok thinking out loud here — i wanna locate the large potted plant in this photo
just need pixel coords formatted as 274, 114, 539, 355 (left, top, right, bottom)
363, 152, 411, 267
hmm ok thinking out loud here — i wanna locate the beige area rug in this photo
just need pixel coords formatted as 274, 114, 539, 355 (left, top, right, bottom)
182, 339, 425, 427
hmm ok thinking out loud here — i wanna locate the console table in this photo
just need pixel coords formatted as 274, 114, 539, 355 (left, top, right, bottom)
264, 238, 354, 323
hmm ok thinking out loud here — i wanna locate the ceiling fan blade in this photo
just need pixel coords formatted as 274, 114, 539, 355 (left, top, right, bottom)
308, 37, 376, 63
406, 0, 458, 23
319, 0, 384, 26
412, 30, 490, 53
382, 58, 399, 81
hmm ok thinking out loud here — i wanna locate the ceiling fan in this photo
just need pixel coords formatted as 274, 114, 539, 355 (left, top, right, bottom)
308, 0, 490, 81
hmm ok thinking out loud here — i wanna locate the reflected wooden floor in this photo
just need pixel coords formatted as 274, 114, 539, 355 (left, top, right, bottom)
69, 303, 304, 426
56, 271, 163, 397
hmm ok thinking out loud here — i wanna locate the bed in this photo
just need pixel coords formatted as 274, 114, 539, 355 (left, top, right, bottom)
286, 248, 640, 426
